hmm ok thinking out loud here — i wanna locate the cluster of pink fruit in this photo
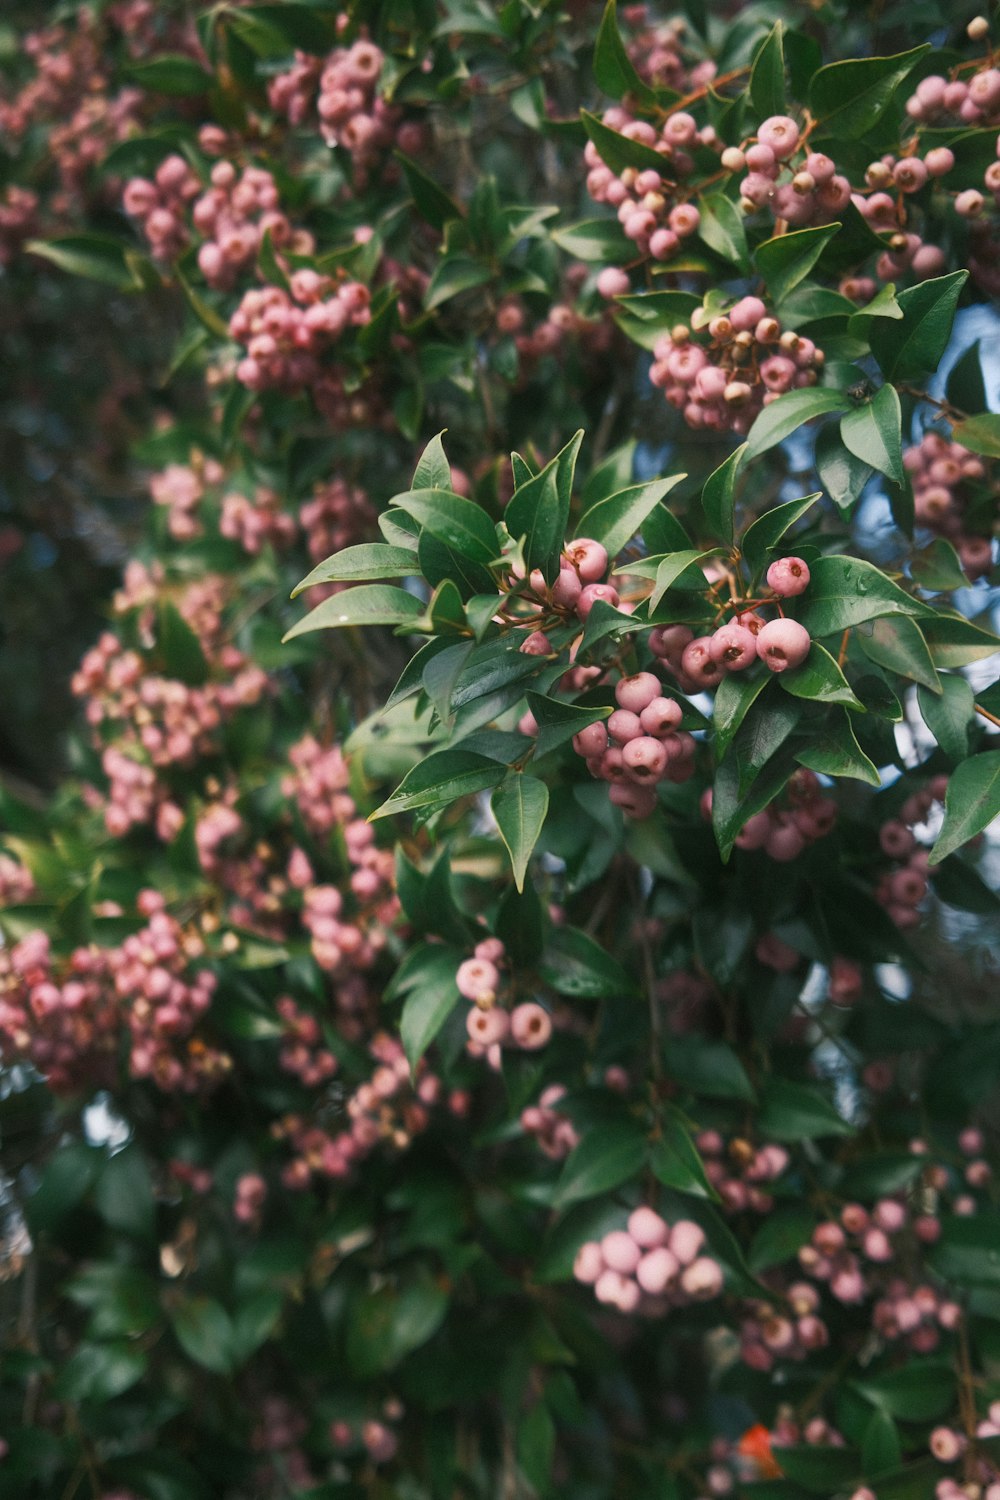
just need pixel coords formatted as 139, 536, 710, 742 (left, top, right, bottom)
573, 1207, 724, 1313
650, 299, 824, 432
905, 431, 996, 579
722, 115, 852, 229
874, 775, 949, 930
268, 38, 423, 188
276, 996, 338, 1089
584, 106, 709, 266
456, 939, 555, 1061
519, 1084, 581, 1160
930, 1402, 1000, 1500
696, 1132, 789, 1214
229, 274, 372, 401
329, 1400, 405, 1466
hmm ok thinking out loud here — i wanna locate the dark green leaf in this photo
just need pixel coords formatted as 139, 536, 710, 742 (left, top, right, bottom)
346, 1269, 449, 1377
283, 585, 424, 641
525, 691, 612, 758
539, 924, 634, 999
169, 1297, 235, 1375
27, 234, 137, 290
748, 1206, 815, 1272
922, 612, 1000, 667
576, 475, 685, 557
492, 775, 549, 891
698, 193, 750, 273
853, 1362, 957, 1421
412, 430, 454, 491
594, 0, 659, 106
757, 1078, 852, 1139
701, 444, 745, 545
929, 751, 1000, 864
396, 152, 463, 230
755, 224, 840, 307
372, 749, 508, 820
127, 54, 213, 94
663, 1035, 756, 1102
741, 493, 820, 576
649, 1108, 721, 1200
809, 45, 929, 139
750, 22, 786, 118
781, 641, 865, 709
794, 709, 881, 785
391, 487, 498, 563
291, 544, 419, 596
551, 217, 633, 263
950, 410, 1000, 458
840, 384, 904, 485
713, 670, 770, 759
918, 673, 974, 760
797, 557, 930, 637
856, 615, 940, 691
869, 271, 968, 382
772, 1446, 861, 1494
745, 389, 849, 459
551, 1119, 647, 1209
56, 1342, 148, 1401
581, 109, 668, 174
94, 1145, 155, 1243
425, 256, 491, 311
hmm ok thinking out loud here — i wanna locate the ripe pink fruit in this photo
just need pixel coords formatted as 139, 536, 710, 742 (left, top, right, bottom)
622, 736, 669, 781
509, 1002, 552, 1050
756, 618, 811, 673
636, 1246, 679, 1294
709, 622, 758, 670
766, 556, 811, 597
627, 1206, 669, 1247
615, 672, 662, 713
601, 1230, 642, 1275
566, 537, 609, 582
680, 637, 725, 687
680, 1256, 723, 1299
669, 1220, 705, 1265
639, 696, 683, 736
577, 582, 619, 618
456, 958, 499, 1002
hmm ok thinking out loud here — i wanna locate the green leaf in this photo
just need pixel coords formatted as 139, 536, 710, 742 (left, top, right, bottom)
909, 537, 969, 593
551, 1119, 647, 1209
283, 585, 424, 641
400, 965, 462, 1071
425, 256, 491, 311
551, 217, 633, 263
713, 671, 770, 759
525, 692, 612, 758
412, 430, 454, 491
506, 432, 583, 583
757, 1078, 852, 1139
701, 444, 745, 545
372, 749, 509, 820
396, 152, 463, 230
808, 45, 929, 139
846, 282, 903, 329
663, 1035, 756, 1102
391, 487, 497, 563
755, 224, 840, 307
346, 1269, 449, 1377
496, 880, 546, 968
575, 475, 685, 558
745, 388, 849, 459
648, 549, 723, 612
929, 751, 1000, 864
698, 193, 750, 273
127, 54, 213, 93
712, 700, 800, 857
94, 1145, 155, 1243
741, 493, 820, 577
796, 556, 930, 637
230, 1291, 283, 1364
922, 612, 1000, 667
56, 1342, 148, 1402
748, 1206, 815, 1272
65, 1265, 160, 1339
157, 602, 208, 686
492, 775, 549, 892
580, 109, 667, 175
396, 848, 469, 945
594, 0, 659, 106
815, 429, 869, 516
946, 339, 986, 413
840, 384, 904, 485
175, 265, 232, 339
856, 615, 940, 691
539, 924, 634, 999
862, 1410, 903, 1480
649, 1109, 721, 1201
291, 544, 419, 596
918, 673, 974, 760
423, 640, 474, 723
780, 641, 865, 709
949, 410, 1000, 458
27, 234, 137, 290
928, 1212, 1000, 1288
794, 709, 881, 785
853, 1363, 957, 1421
772, 1447, 861, 1494
518, 1402, 556, 1494
750, 21, 786, 118
169, 1297, 235, 1375
869, 271, 968, 382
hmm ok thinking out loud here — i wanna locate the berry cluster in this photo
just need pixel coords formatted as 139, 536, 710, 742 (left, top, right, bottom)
0, 185, 40, 266
233, 1171, 267, 1227
329, 1400, 405, 1466
585, 106, 709, 268
875, 775, 949, 930
457, 939, 554, 1058
696, 1132, 790, 1214
268, 40, 424, 189
123, 154, 202, 263
650, 299, 824, 432
573, 1208, 724, 1313
905, 431, 996, 578
229, 274, 371, 402
276, 996, 337, 1089
718, 767, 838, 862
519, 1084, 581, 1160
191, 162, 308, 292
722, 115, 852, 229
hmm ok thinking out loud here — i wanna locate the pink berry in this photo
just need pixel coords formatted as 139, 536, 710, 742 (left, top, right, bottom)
601, 1230, 642, 1275
509, 1003, 552, 1050
636, 1246, 679, 1294
615, 672, 662, 713
627, 1206, 669, 1248
639, 696, 683, 736
766, 556, 811, 597
756, 618, 810, 673
709, 622, 758, 671
577, 583, 619, 619
669, 1220, 705, 1265
757, 115, 800, 160
622, 736, 669, 781
566, 538, 609, 583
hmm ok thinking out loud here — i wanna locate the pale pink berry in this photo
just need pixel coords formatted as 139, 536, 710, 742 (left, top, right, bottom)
709, 622, 758, 670
566, 538, 609, 582
608, 709, 643, 743
758, 115, 800, 160
573, 722, 609, 757
608, 781, 658, 818
766, 556, 811, 597
669, 1220, 705, 1265
456, 958, 499, 1003
622, 736, 669, 781
551, 567, 582, 608
680, 1256, 724, 1299
627, 1206, 669, 1247
574, 1241, 604, 1283
509, 1003, 552, 1050
577, 583, 619, 618
639, 696, 683, 736
466, 1007, 509, 1046
680, 638, 725, 688
616, 672, 662, 713
756, 618, 810, 673
636, 1246, 679, 1294
601, 1230, 642, 1275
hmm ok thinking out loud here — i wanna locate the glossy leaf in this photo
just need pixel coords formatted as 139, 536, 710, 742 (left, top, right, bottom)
552, 1119, 647, 1209
745, 388, 849, 459
794, 709, 881, 785
856, 615, 940, 691
757, 1078, 852, 1139
928, 751, 1000, 864
750, 21, 786, 118
492, 775, 549, 892
796, 557, 930, 637
755, 224, 839, 307
701, 444, 745, 545
291, 544, 419, 596
869, 271, 969, 381
525, 692, 612, 758
580, 109, 666, 174
575, 475, 685, 557
949, 410, 1000, 458
649, 1109, 721, 1201
698, 193, 750, 273
593, 0, 659, 106
840, 384, 904, 485
808, 45, 929, 138
918, 673, 974, 761
539, 924, 634, 998
741, 493, 820, 576
371, 749, 509, 820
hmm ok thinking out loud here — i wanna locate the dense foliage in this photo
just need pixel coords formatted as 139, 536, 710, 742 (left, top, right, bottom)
2, 1, 1000, 1497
